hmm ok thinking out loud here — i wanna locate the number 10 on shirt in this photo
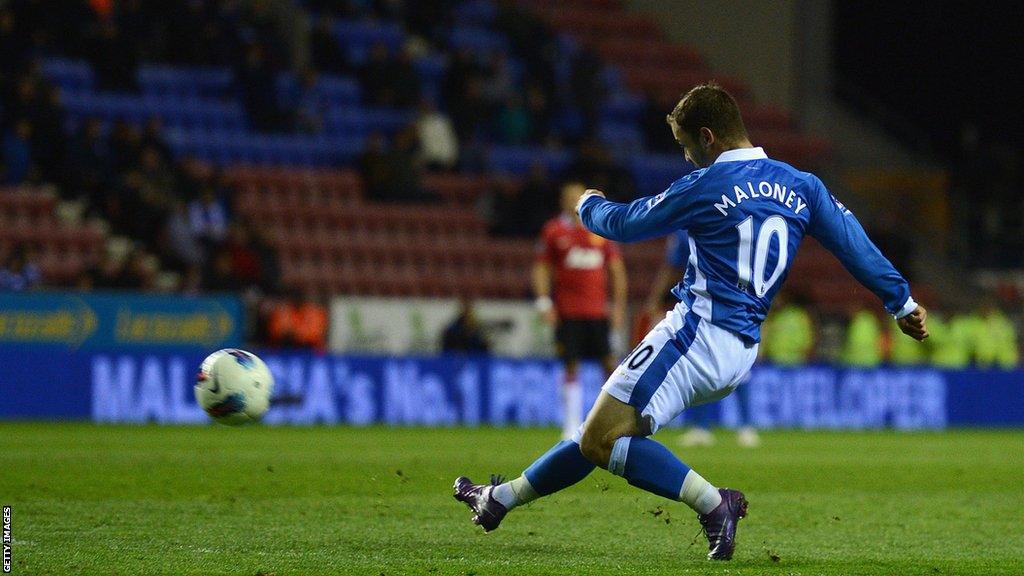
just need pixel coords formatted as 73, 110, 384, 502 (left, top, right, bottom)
735, 215, 789, 297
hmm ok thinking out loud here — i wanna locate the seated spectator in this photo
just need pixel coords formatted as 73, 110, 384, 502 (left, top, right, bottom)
161, 199, 206, 271
359, 43, 394, 105
139, 118, 173, 165
976, 299, 1019, 369
359, 129, 426, 202
759, 291, 814, 365
569, 138, 635, 202
108, 121, 142, 175
359, 132, 391, 201
309, 15, 350, 74
0, 245, 40, 291
189, 186, 230, 247
63, 118, 111, 205
291, 68, 328, 133
841, 309, 883, 367
222, 222, 263, 291
496, 94, 532, 145
488, 164, 552, 237
88, 20, 137, 91
2, 119, 34, 184
442, 298, 490, 354
643, 91, 682, 153
237, 43, 285, 132
481, 53, 515, 106
415, 98, 458, 170
266, 290, 328, 350
359, 43, 421, 107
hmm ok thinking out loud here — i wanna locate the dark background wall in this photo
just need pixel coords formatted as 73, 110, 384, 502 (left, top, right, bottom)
833, 1, 1024, 159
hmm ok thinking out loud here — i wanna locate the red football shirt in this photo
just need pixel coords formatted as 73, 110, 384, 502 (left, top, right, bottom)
536, 215, 621, 319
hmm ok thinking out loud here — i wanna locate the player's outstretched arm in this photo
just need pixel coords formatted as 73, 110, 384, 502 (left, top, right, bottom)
806, 177, 921, 328
897, 305, 929, 341
575, 188, 688, 243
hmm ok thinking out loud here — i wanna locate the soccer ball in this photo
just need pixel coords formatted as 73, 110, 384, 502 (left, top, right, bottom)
194, 349, 274, 425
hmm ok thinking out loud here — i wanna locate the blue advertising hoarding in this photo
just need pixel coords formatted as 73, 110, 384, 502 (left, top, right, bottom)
1, 347, 1021, 428
0, 292, 243, 350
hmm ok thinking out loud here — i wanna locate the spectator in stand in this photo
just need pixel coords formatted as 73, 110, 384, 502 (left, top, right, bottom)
360, 128, 426, 203
309, 15, 350, 75
291, 68, 328, 133
444, 48, 486, 109
841, 309, 884, 367
161, 199, 206, 271
266, 289, 329, 350
481, 53, 515, 107
643, 91, 683, 153
204, 249, 245, 293
2, 119, 34, 184
496, 94, 532, 145
360, 43, 421, 108
360, 42, 393, 105
927, 310, 975, 369
488, 162, 554, 237
415, 98, 459, 170
122, 247, 157, 290
488, 180, 528, 238
569, 138, 635, 202
222, 222, 263, 291
189, 185, 230, 248
442, 298, 490, 354
26, 80, 64, 177
359, 132, 392, 201
525, 83, 552, 144
88, 20, 137, 91
975, 299, 1019, 368
386, 45, 422, 108
759, 291, 815, 365
569, 48, 604, 125
107, 121, 142, 176
63, 118, 110, 205
450, 77, 490, 142
385, 127, 426, 201
0, 244, 41, 291
237, 43, 284, 132
139, 118, 173, 164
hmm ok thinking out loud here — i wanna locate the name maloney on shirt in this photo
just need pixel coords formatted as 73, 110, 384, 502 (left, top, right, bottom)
714, 181, 807, 217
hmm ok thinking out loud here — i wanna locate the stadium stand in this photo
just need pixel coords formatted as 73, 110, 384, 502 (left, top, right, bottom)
1, 0, 943, 334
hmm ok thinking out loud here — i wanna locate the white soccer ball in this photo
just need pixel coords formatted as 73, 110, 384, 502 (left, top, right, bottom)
194, 349, 274, 425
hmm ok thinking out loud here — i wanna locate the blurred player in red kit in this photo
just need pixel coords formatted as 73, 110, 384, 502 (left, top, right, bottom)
533, 182, 628, 439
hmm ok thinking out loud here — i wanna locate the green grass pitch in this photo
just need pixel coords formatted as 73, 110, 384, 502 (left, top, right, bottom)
2, 423, 1022, 575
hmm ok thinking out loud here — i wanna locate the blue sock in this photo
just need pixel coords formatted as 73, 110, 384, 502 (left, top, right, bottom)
522, 440, 596, 496
608, 436, 691, 500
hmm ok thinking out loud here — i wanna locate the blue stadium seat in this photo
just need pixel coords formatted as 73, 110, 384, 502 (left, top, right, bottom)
412, 55, 448, 105
449, 26, 510, 55
275, 73, 363, 109
597, 122, 645, 156
602, 92, 646, 123
137, 65, 233, 98
488, 146, 574, 176
324, 107, 414, 136
630, 153, 694, 195
40, 58, 94, 92
453, 0, 498, 24
334, 19, 405, 65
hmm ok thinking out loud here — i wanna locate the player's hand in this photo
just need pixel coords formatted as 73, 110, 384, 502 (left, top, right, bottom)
897, 305, 929, 341
575, 189, 606, 215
